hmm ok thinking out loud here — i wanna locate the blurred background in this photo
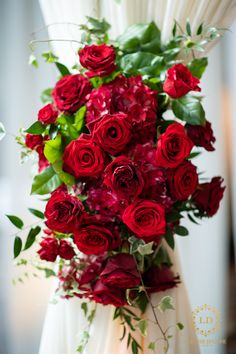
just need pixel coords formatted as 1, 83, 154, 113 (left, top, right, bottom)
0, 1, 235, 354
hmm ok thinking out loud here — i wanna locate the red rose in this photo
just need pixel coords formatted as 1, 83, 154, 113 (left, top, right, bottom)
37, 237, 59, 262
52, 74, 92, 114
91, 280, 126, 307
143, 265, 180, 293
90, 113, 131, 155
156, 123, 193, 168
192, 177, 225, 216
79, 44, 116, 78
38, 103, 58, 124
59, 240, 75, 260
186, 121, 216, 151
63, 134, 106, 178
100, 254, 140, 289
163, 63, 201, 98
74, 223, 120, 255
45, 189, 84, 233
168, 160, 198, 200
25, 134, 43, 150
104, 156, 144, 200
122, 200, 166, 242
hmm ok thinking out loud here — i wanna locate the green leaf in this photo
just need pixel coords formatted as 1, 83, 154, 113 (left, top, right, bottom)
128, 236, 145, 254
158, 295, 175, 313
42, 51, 59, 63
31, 166, 62, 195
172, 21, 177, 37
41, 88, 53, 104
86, 16, 110, 33
164, 229, 175, 249
0, 122, 6, 141
14, 236, 22, 258
28, 208, 44, 219
36, 266, 56, 278
136, 291, 149, 313
137, 242, 154, 256
188, 151, 201, 159
81, 302, 88, 316
172, 96, 206, 126
120, 52, 164, 76
186, 19, 192, 36
6, 215, 24, 229
148, 342, 155, 351
196, 23, 203, 35
24, 226, 41, 250
74, 106, 86, 132
187, 57, 208, 78
52, 161, 76, 186
138, 319, 148, 337
28, 54, 38, 68
44, 135, 62, 164
131, 340, 138, 354
25, 121, 45, 134
176, 322, 184, 330
55, 62, 70, 76
174, 225, 189, 236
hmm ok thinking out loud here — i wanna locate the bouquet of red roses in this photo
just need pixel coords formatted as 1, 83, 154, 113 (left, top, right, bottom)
8, 18, 225, 353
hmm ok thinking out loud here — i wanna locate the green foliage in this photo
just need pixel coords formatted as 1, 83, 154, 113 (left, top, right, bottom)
137, 242, 154, 256
174, 225, 189, 236
41, 88, 53, 104
176, 322, 184, 330
164, 228, 175, 250
28, 54, 38, 68
55, 62, 71, 76
44, 135, 62, 164
0, 122, 6, 141
42, 51, 59, 63
6, 215, 24, 229
137, 319, 148, 337
52, 161, 76, 186
31, 166, 62, 195
172, 96, 206, 126
14, 236, 22, 258
28, 208, 44, 219
120, 52, 164, 76
188, 57, 208, 78
24, 226, 41, 251
158, 296, 175, 313
74, 106, 86, 132
25, 121, 46, 134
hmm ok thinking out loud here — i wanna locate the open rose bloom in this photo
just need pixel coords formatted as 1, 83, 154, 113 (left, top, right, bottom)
12, 18, 225, 352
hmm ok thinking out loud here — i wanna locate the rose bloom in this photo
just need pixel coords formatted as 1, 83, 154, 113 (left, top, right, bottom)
122, 200, 166, 242
38, 103, 58, 124
91, 280, 126, 307
74, 223, 120, 255
63, 134, 106, 178
59, 240, 75, 260
186, 121, 216, 151
44, 188, 84, 233
79, 44, 116, 78
104, 156, 144, 200
52, 74, 92, 114
192, 177, 225, 216
25, 134, 43, 150
37, 237, 59, 262
90, 113, 131, 155
156, 122, 194, 168
163, 63, 201, 98
167, 160, 198, 200
143, 265, 180, 293
100, 254, 140, 289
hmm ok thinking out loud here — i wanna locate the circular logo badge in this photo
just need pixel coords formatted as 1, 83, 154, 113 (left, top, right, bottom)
192, 304, 221, 337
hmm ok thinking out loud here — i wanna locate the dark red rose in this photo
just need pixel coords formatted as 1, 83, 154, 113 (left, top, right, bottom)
63, 134, 106, 178
100, 254, 140, 289
91, 280, 126, 307
25, 134, 43, 150
79, 44, 116, 78
90, 113, 131, 155
52, 74, 92, 114
186, 121, 216, 151
104, 156, 144, 200
143, 265, 180, 293
156, 123, 194, 168
168, 160, 198, 200
74, 223, 120, 255
122, 200, 166, 242
78, 257, 104, 287
163, 63, 201, 98
44, 189, 84, 233
59, 240, 75, 260
192, 177, 225, 216
37, 237, 59, 262
38, 103, 58, 124
86, 86, 112, 123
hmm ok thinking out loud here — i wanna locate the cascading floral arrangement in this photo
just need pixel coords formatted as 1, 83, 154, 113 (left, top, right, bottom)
8, 18, 225, 353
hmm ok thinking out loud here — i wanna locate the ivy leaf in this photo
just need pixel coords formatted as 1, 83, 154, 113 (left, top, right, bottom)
137, 242, 154, 256
28, 54, 38, 68
6, 215, 24, 229
41, 88, 53, 104
158, 295, 175, 313
44, 135, 62, 164
128, 236, 145, 254
164, 228, 175, 249
52, 161, 76, 186
31, 166, 62, 195
28, 208, 44, 219
174, 225, 189, 236
42, 51, 59, 63
24, 226, 41, 250
14, 236, 22, 258
25, 121, 45, 135
148, 342, 155, 351
176, 322, 184, 330
0, 122, 6, 141
36, 266, 56, 278
138, 319, 148, 337
86, 16, 110, 33
187, 57, 208, 78
172, 96, 206, 126
55, 62, 70, 76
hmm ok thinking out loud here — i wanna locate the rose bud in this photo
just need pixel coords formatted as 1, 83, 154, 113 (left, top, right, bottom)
52, 74, 92, 114
192, 177, 225, 217
143, 265, 180, 293
100, 254, 140, 289
186, 121, 216, 151
25, 133, 43, 150
38, 103, 58, 125
163, 63, 201, 98
37, 237, 59, 262
91, 280, 126, 307
79, 44, 116, 78
59, 240, 75, 260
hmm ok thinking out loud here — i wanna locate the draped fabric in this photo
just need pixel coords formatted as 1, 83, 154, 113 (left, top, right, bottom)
38, 1, 236, 353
